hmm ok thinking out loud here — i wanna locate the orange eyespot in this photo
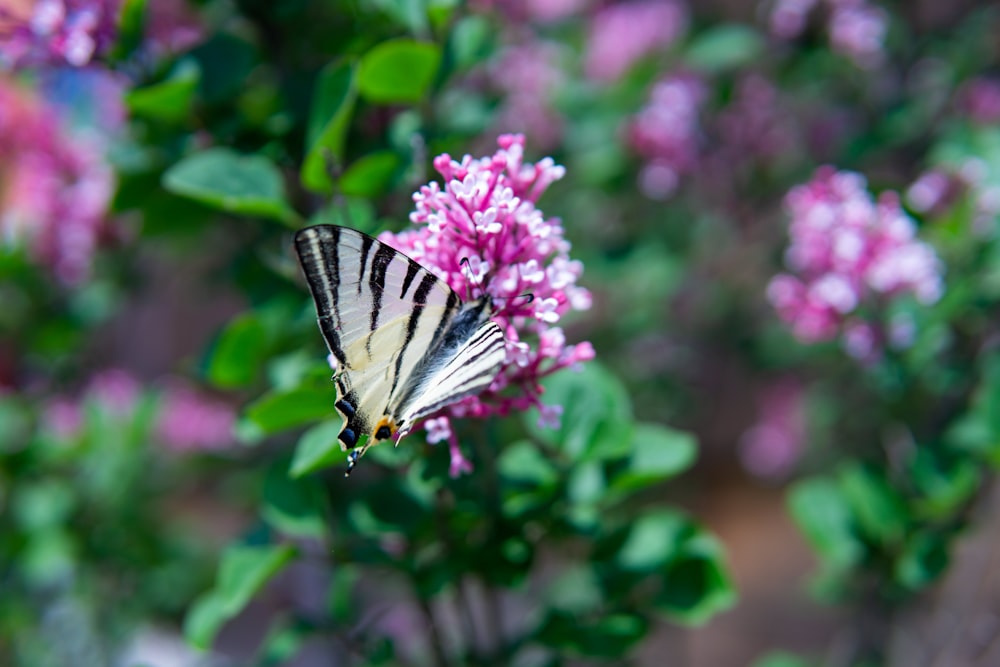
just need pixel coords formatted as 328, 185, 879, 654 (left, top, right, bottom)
374, 417, 397, 441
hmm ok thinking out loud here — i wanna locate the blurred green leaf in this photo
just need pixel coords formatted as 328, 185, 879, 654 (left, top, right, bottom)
894, 531, 949, 591
261, 463, 328, 539
245, 386, 334, 434
13, 482, 75, 531
611, 424, 697, 492
109, 0, 146, 61
125, 59, 200, 124
537, 611, 647, 658
545, 565, 603, 614
498, 440, 559, 487
301, 60, 358, 194
366, 0, 430, 34
617, 511, 685, 571
185, 543, 296, 650
340, 151, 401, 197
163, 149, 297, 224
357, 39, 441, 104
788, 477, 863, 570
684, 24, 765, 73
191, 33, 257, 104
207, 312, 268, 389
839, 464, 907, 546
289, 419, 344, 478
657, 535, 737, 624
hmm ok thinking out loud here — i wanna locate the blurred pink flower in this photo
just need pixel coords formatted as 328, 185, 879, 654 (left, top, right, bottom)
0, 76, 115, 285
42, 396, 83, 440
584, 0, 688, 82
0, 0, 120, 69
959, 77, 1000, 125
715, 73, 798, 165
828, 3, 887, 69
627, 73, 705, 199
767, 0, 888, 69
86, 368, 141, 415
155, 380, 236, 452
490, 40, 566, 149
907, 163, 1000, 234
476, 0, 591, 23
768, 167, 943, 352
739, 379, 806, 479
379, 134, 594, 475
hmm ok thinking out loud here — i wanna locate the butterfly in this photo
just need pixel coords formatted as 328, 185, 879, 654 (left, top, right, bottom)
294, 224, 507, 474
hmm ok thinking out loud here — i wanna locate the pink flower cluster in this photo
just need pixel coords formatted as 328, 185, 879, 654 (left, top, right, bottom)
0, 0, 120, 69
380, 134, 595, 475
627, 73, 705, 199
768, 167, 944, 359
0, 77, 114, 285
907, 162, 1000, 235
584, 0, 688, 82
42, 369, 236, 452
768, 0, 888, 69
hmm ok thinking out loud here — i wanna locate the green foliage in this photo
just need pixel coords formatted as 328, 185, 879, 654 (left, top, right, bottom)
162, 148, 298, 224
357, 39, 442, 104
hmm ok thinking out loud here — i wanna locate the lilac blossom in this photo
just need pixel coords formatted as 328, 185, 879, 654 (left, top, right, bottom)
0, 76, 115, 285
154, 380, 236, 452
907, 163, 1000, 235
767, 167, 944, 358
766, 0, 888, 69
379, 135, 594, 476
627, 73, 705, 199
584, 0, 688, 82
0, 0, 120, 69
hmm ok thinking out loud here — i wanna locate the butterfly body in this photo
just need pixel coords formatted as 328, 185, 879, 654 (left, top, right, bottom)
294, 225, 506, 471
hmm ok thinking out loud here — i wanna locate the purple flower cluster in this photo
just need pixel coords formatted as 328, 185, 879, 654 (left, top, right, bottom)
0, 0, 120, 69
626, 73, 705, 199
767, 167, 943, 359
768, 0, 888, 69
584, 0, 688, 82
907, 162, 1000, 235
0, 77, 115, 285
380, 135, 594, 475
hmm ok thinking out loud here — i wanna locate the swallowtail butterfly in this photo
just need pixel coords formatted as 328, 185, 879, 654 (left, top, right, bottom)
294, 225, 506, 474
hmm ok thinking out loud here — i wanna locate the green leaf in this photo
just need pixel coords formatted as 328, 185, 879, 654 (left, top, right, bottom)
340, 151, 401, 197
537, 611, 647, 658
529, 362, 633, 462
617, 511, 685, 571
544, 565, 604, 614
289, 420, 344, 478
497, 440, 559, 487
207, 312, 268, 389
611, 424, 697, 492
163, 148, 296, 224
109, 0, 146, 61
449, 15, 493, 70
125, 59, 200, 124
357, 39, 441, 104
185, 544, 296, 650
684, 24, 765, 73
787, 477, 863, 569
301, 60, 358, 194
261, 463, 328, 538
245, 386, 334, 434
838, 464, 907, 546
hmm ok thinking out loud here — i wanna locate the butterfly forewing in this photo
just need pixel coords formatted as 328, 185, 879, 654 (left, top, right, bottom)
295, 225, 485, 452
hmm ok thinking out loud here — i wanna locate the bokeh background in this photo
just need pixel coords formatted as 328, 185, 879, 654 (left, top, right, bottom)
3, 1, 1000, 666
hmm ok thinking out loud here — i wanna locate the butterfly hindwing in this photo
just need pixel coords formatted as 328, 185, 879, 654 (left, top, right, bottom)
295, 224, 503, 457
399, 319, 507, 426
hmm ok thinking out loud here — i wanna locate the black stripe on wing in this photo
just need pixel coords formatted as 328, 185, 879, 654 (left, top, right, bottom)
295, 226, 350, 368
